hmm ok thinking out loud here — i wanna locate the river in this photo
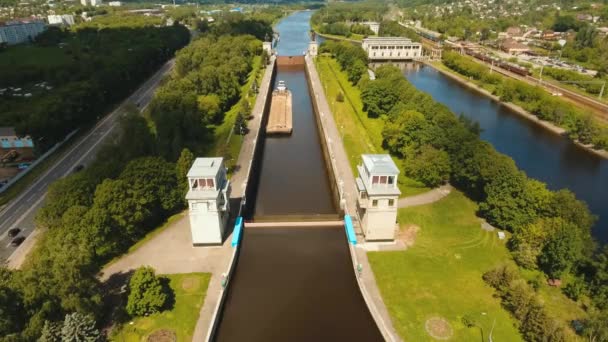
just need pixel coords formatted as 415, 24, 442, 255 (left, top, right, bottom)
404, 65, 608, 243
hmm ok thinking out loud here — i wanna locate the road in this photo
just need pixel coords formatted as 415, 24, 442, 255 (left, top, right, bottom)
0, 59, 175, 264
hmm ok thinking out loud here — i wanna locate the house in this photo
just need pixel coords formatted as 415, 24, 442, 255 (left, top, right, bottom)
0, 127, 34, 155
356, 154, 401, 241
505, 26, 522, 37
47, 14, 74, 26
500, 38, 530, 54
186, 157, 231, 245
0, 19, 46, 45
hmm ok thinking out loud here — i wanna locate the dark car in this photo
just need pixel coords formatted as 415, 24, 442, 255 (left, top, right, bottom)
8, 227, 20, 238
10, 236, 25, 247
73, 164, 85, 173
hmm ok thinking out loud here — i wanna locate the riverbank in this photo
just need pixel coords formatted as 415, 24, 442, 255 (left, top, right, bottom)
426, 61, 608, 160
314, 29, 363, 44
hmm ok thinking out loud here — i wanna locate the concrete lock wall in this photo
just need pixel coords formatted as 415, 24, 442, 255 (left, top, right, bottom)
241, 58, 277, 218
304, 57, 343, 215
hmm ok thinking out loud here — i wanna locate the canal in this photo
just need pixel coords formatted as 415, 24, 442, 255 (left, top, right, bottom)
405, 65, 608, 243
213, 11, 382, 341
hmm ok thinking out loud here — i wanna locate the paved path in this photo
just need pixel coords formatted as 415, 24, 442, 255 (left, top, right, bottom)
398, 184, 452, 208
306, 55, 402, 342
229, 56, 275, 201
99, 213, 233, 342
2, 59, 175, 266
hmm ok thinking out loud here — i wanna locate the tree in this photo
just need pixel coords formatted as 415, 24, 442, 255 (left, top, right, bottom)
126, 267, 168, 316
197, 94, 222, 124
582, 309, 608, 342
404, 145, 451, 187
176, 148, 195, 200
39, 320, 61, 342
539, 221, 584, 280
60, 312, 100, 342
0, 285, 25, 336
382, 110, 431, 158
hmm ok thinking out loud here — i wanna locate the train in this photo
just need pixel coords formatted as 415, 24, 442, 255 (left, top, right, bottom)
464, 49, 531, 77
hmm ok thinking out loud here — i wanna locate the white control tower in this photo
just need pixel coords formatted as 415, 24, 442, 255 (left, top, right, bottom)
186, 157, 231, 245
355, 154, 401, 241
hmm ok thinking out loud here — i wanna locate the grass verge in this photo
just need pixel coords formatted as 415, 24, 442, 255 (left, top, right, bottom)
110, 272, 211, 342
368, 191, 522, 341
315, 56, 429, 196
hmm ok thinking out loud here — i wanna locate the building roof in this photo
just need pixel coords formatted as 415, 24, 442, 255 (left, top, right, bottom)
362, 36, 417, 44
362, 154, 400, 175
501, 38, 529, 51
187, 157, 223, 178
0, 127, 16, 137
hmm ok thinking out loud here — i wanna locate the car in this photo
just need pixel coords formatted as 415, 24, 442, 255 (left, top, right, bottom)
8, 228, 20, 238
17, 163, 30, 170
72, 164, 85, 173
10, 236, 25, 247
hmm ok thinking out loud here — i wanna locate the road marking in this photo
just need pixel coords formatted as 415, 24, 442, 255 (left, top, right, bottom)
63, 123, 118, 178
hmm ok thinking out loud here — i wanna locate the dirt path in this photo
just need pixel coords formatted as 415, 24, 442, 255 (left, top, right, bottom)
398, 184, 452, 208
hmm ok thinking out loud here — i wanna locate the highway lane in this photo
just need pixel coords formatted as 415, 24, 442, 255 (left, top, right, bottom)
0, 59, 175, 263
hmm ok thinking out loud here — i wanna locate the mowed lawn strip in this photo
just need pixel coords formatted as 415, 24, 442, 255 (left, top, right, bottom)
368, 191, 522, 341
315, 56, 429, 196
111, 272, 211, 342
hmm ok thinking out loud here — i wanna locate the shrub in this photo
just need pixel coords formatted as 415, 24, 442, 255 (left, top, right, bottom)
126, 267, 168, 316
336, 91, 344, 102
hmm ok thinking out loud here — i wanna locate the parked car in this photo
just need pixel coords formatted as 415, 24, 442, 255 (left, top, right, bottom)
17, 163, 30, 170
10, 236, 25, 247
8, 227, 20, 238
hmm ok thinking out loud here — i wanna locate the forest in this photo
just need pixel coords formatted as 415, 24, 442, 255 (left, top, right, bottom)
0, 18, 190, 152
0, 13, 270, 340
321, 39, 608, 340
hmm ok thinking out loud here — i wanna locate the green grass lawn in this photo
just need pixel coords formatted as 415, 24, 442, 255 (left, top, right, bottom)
315, 56, 429, 196
368, 191, 523, 341
111, 273, 211, 342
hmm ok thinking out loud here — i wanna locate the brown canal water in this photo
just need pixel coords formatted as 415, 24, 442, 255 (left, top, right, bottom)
213, 11, 382, 341
215, 227, 383, 341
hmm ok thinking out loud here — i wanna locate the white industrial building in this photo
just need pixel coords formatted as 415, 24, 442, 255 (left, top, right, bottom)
356, 154, 401, 241
361, 37, 422, 61
47, 14, 75, 26
361, 21, 380, 34
186, 157, 231, 245
81, 0, 102, 6
0, 20, 46, 45
108, 1, 122, 6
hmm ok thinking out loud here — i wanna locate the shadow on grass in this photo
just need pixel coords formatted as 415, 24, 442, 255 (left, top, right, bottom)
160, 276, 176, 312
100, 270, 135, 328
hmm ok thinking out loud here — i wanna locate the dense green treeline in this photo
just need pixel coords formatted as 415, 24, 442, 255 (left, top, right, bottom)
0, 15, 270, 340
311, 3, 385, 38
149, 34, 262, 160
321, 40, 608, 338
442, 51, 608, 150
0, 22, 190, 152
